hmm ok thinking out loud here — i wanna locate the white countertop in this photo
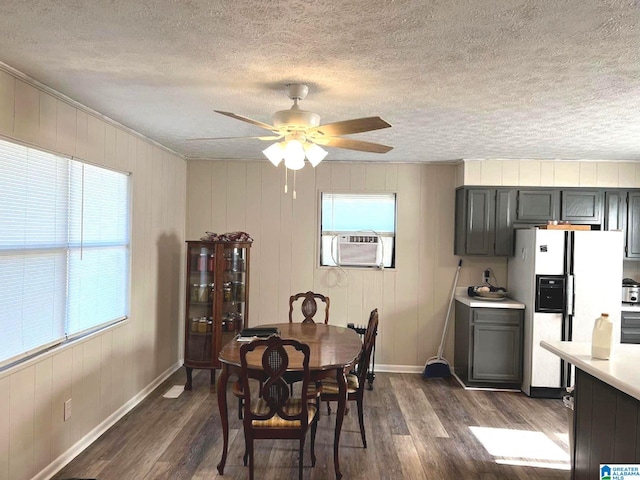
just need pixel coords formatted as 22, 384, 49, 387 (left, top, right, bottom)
541, 340, 640, 401
455, 295, 525, 309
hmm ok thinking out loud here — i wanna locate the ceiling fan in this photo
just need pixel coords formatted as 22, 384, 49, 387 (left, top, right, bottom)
190, 83, 393, 170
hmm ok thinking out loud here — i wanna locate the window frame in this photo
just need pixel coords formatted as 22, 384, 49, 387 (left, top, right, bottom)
0, 137, 131, 369
318, 191, 397, 269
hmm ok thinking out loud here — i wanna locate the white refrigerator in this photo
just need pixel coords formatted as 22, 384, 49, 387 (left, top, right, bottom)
507, 228, 623, 397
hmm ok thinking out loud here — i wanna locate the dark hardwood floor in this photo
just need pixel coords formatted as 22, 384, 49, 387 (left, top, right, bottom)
54, 369, 571, 479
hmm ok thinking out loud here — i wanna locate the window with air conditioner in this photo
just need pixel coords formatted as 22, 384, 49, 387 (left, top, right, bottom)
320, 192, 396, 268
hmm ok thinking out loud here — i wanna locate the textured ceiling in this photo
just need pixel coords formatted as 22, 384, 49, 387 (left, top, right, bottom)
0, 0, 639, 162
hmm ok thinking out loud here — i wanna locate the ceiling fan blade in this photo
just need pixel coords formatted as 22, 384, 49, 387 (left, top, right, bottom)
187, 135, 282, 141
318, 137, 393, 154
214, 110, 277, 132
308, 116, 391, 137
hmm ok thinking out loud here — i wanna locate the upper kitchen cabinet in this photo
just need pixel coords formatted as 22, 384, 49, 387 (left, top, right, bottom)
516, 189, 560, 223
604, 190, 626, 231
560, 189, 603, 224
627, 192, 640, 259
604, 191, 640, 259
455, 187, 516, 256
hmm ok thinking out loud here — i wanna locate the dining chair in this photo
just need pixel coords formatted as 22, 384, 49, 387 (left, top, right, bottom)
285, 291, 330, 394
289, 291, 330, 324
238, 335, 319, 480
320, 308, 378, 448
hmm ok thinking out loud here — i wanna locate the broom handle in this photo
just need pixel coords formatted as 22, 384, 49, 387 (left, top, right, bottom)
436, 259, 462, 359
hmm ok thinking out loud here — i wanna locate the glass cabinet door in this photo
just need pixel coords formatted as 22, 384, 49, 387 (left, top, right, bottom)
221, 244, 248, 335
185, 245, 215, 365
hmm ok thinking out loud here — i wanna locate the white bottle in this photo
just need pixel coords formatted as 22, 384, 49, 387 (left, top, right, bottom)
591, 313, 613, 360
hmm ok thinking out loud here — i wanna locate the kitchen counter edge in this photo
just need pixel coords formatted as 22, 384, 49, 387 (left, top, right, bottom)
540, 340, 640, 401
455, 296, 525, 309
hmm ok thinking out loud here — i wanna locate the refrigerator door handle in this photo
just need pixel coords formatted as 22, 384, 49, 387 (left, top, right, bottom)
565, 274, 575, 316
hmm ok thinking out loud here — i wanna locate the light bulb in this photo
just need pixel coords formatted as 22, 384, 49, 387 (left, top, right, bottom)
262, 142, 284, 167
283, 140, 305, 170
304, 142, 328, 167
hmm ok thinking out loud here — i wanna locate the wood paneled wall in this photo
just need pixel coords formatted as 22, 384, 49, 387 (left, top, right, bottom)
0, 67, 186, 480
459, 158, 640, 188
186, 160, 507, 371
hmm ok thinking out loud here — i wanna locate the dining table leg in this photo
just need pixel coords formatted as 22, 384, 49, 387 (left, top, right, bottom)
216, 364, 230, 475
333, 367, 347, 480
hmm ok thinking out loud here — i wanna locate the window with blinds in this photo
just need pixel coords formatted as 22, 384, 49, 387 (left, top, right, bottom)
0, 138, 130, 368
320, 192, 396, 268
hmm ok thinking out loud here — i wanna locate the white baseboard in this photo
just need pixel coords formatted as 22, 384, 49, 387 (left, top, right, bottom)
33, 361, 183, 480
375, 364, 424, 374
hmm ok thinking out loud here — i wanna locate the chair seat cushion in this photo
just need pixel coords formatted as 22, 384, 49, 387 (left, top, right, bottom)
320, 373, 359, 395
250, 398, 317, 428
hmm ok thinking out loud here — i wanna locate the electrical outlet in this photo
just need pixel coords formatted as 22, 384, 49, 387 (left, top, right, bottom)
64, 398, 72, 421
483, 269, 491, 284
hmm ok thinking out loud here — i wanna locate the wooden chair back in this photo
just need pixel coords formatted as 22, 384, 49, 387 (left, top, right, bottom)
239, 336, 312, 430
355, 309, 379, 389
288, 291, 330, 324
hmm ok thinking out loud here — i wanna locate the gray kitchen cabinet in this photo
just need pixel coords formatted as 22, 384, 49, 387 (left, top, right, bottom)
454, 301, 523, 387
560, 189, 602, 224
516, 189, 560, 223
494, 189, 517, 256
455, 188, 493, 255
621, 310, 640, 344
606, 191, 640, 259
454, 187, 516, 256
627, 192, 640, 259
604, 190, 626, 231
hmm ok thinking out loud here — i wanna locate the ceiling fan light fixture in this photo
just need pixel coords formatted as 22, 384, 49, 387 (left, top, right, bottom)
304, 142, 328, 167
272, 108, 321, 129
283, 140, 305, 170
263, 142, 285, 166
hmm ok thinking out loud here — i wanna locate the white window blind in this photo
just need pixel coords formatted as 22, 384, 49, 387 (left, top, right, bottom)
67, 162, 130, 336
0, 138, 130, 367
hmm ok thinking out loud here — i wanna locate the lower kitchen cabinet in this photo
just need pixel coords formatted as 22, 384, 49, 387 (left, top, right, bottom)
454, 301, 523, 388
621, 310, 640, 344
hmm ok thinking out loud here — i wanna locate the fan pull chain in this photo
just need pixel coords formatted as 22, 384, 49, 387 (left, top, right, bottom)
284, 167, 288, 194
293, 170, 297, 200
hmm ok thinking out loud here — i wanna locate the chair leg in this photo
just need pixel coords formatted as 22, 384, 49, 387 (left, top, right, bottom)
357, 394, 367, 448
310, 415, 317, 467
299, 436, 306, 480
326, 400, 331, 415
238, 397, 243, 420
243, 433, 249, 466
248, 438, 254, 480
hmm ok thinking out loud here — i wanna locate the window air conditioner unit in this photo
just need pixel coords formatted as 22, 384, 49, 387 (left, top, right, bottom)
337, 234, 380, 266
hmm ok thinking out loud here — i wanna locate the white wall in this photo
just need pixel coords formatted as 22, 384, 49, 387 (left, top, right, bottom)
185, 160, 507, 371
0, 67, 186, 480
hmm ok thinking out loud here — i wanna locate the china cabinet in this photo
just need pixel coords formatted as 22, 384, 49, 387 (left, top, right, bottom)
183, 240, 251, 390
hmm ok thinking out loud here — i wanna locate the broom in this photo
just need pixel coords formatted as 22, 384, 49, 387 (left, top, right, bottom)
423, 259, 462, 378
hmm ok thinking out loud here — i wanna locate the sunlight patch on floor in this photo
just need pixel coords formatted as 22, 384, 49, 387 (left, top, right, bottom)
470, 426, 570, 470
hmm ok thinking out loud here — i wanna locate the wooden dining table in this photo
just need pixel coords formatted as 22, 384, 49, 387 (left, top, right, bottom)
216, 322, 362, 480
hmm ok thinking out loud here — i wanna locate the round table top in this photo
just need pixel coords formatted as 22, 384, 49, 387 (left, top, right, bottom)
219, 323, 362, 371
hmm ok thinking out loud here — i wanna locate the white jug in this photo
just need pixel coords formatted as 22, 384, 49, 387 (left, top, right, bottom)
591, 313, 612, 360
